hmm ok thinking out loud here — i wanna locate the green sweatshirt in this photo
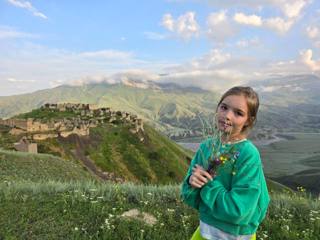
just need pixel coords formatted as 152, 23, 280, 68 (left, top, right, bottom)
181, 138, 270, 236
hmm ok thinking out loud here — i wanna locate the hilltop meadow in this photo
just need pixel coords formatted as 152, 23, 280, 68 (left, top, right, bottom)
1, 149, 320, 240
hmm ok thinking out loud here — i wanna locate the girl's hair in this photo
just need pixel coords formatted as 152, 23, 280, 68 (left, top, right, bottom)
217, 86, 259, 133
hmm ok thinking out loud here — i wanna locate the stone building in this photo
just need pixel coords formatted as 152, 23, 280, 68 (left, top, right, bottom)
14, 137, 38, 153
1, 103, 144, 141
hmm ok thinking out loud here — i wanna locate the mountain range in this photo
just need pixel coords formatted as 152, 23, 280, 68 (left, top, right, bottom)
1, 74, 320, 137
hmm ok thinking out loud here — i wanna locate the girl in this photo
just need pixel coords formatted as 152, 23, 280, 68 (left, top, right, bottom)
181, 86, 270, 240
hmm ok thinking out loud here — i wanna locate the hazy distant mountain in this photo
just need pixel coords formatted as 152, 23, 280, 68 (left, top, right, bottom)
251, 74, 320, 106
1, 74, 319, 136
250, 74, 320, 133
0, 80, 219, 136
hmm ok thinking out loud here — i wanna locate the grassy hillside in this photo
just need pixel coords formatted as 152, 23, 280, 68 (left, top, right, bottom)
0, 181, 319, 240
0, 149, 96, 182
15, 108, 78, 120
61, 123, 193, 184
0, 102, 193, 184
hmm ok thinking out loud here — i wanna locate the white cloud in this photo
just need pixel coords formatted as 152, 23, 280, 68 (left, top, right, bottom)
79, 50, 133, 59
0, 26, 39, 39
191, 49, 231, 69
176, 12, 200, 38
162, 14, 175, 31
49, 79, 64, 88
161, 12, 200, 40
1, 42, 319, 95
236, 37, 260, 47
159, 45, 320, 91
7, 77, 35, 83
168, 0, 310, 35
159, 48, 258, 91
7, 0, 48, 19
208, 10, 227, 25
232, 12, 295, 34
110, 69, 160, 82
207, 10, 236, 43
168, 0, 310, 19
68, 70, 160, 87
234, 13, 262, 26
160, 69, 247, 91
233, 13, 295, 34
0, 42, 177, 95
306, 26, 320, 48
264, 17, 294, 34
274, 0, 309, 19
300, 49, 320, 71
231, 9, 297, 34
306, 26, 319, 39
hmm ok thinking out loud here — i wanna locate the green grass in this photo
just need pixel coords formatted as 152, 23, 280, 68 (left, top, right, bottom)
0, 181, 319, 240
16, 108, 78, 120
0, 149, 96, 182
0, 135, 319, 239
0, 125, 20, 150
87, 123, 192, 184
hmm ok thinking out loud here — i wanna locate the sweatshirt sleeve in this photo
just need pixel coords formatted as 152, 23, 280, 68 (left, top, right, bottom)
180, 141, 210, 210
200, 146, 262, 225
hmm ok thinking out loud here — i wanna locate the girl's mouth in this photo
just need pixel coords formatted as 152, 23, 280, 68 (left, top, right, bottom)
218, 120, 232, 130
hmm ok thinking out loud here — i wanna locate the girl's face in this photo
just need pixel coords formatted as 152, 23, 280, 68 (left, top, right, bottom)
216, 94, 249, 139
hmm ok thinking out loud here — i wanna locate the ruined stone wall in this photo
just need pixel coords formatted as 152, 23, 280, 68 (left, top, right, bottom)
13, 137, 38, 153
28, 143, 38, 153
2, 104, 144, 141
13, 142, 28, 152
0, 118, 28, 130
43, 103, 92, 112
27, 119, 55, 132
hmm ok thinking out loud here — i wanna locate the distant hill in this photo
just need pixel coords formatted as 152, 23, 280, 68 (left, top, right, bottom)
251, 74, 320, 133
0, 81, 218, 137
0, 74, 319, 137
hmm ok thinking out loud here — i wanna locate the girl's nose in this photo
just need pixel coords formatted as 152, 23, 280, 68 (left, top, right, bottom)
225, 110, 232, 120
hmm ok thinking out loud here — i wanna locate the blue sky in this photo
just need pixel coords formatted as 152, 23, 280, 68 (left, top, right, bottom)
0, 0, 320, 96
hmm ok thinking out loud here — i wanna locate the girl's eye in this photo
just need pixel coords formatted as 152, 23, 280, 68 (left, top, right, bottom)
220, 105, 227, 110
236, 111, 244, 116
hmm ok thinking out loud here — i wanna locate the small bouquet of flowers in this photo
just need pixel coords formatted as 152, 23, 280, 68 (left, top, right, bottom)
207, 147, 240, 177
199, 114, 240, 177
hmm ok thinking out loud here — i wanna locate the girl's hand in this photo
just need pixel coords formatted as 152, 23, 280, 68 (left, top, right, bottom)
189, 164, 213, 188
